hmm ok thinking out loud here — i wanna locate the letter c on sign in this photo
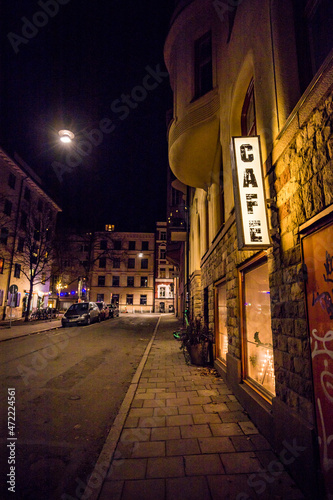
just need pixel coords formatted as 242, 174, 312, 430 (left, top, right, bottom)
240, 144, 254, 162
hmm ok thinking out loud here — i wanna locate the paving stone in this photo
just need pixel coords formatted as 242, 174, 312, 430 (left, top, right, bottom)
121, 479, 165, 500
197, 390, 219, 397
133, 393, 156, 401
180, 424, 212, 439
184, 454, 225, 475
207, 474, 256, 500
188, 396, 212, 405
166, 414, 193, 427
129, 408, 154, 418
151, 426, 181, 441
124, 416, 139, 428
198, 437, 235, 454
156, 382, 176, 388
120, 428, 151, 443
193, 413, 222, 425
261, 471, 306, 499
230, 435, 255, 452
211, 395, 230, 403
176, 391, 198, 398
239, 421, 259, 435
166, 438, 200, 456
166, 476, 211, 500
219, 410, 249, 422
220, 452, 262, 474
138, 416, 166, 428
143, 399, 166, 408
107, 459, 147, 480
131, 441, 166, 458
226, 401, 244, 411
154, 406, 178, 417
203, 402, 229, 413
131, 399, 145, 408
178, 405, 204, 415
146, 388, 167, 393
157, 392, 177, 399
147, 456, 184, 478
166, 397, 189, 407
250, 434, 272, 450
210, 423, 243, 437
98, 479, 123, 500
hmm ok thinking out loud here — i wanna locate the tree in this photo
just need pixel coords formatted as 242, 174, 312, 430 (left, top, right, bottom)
14, 202, 56, 321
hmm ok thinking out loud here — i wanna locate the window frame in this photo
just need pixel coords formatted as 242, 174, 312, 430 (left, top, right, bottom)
194, 31, 213, 99
98, 275, 106, 287
241, 79, 256, 137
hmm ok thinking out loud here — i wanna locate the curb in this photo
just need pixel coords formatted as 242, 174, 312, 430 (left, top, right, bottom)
0, 323, 62, 342
83, 315, 162, 500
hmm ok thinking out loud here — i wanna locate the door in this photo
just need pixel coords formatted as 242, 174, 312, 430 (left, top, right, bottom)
302, 220, 333, 498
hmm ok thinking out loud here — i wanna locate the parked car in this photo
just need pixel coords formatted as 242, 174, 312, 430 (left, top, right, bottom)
61, 302, 100, 327
96, 302, 109, 320
108, 304, 119, 318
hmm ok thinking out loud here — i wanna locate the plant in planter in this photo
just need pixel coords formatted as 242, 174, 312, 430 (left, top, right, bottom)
179, 317, 214, 366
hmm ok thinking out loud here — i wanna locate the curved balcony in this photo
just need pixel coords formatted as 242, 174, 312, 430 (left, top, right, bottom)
168, 90, 220, 190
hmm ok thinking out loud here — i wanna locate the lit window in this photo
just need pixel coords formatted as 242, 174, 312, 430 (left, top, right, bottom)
126, 294, 133, 305
141, 276, 148, 287
216, 281, 228, 364
160, 286, 166, 298
240, 258, 275, 398
0, 258, 4, 273
195, 31, 213, 98
140, 295, 147, 305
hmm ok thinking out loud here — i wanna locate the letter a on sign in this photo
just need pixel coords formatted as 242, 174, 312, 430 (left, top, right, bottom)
230, 136, 271, 250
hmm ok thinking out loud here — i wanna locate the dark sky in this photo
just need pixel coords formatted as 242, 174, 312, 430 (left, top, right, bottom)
1, 0, 174, 232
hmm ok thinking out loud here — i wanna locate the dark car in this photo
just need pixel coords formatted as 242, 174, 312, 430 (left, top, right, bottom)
61, 302, 100, 327
107, 304, 119, 318
96, 302, 110, 320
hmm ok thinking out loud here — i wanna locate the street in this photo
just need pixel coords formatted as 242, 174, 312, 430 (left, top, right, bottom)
0, 314, 159, 500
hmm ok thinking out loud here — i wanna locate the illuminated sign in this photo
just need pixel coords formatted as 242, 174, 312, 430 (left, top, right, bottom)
231, 136, 271, 250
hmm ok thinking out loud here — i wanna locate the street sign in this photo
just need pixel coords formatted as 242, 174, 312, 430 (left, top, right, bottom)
9, 284, 18, 294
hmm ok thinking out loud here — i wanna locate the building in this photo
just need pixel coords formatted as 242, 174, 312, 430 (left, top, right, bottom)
164, 0, 333, 497
51, 230, 155, 313
155, 221, 175, 313
0, 148, 61, 319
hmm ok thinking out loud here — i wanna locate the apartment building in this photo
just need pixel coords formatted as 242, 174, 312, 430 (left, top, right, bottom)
155, 221, 175, 313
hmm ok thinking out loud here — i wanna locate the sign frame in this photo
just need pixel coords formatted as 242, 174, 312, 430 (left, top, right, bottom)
230, 135, 272, 250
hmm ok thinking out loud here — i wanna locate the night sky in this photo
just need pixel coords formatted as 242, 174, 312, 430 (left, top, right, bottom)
0, 0, 174, 232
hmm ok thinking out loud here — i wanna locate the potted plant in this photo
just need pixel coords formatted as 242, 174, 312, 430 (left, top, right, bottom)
179, 317, 214, 366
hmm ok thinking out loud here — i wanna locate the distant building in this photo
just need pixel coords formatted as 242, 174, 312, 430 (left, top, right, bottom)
0, 148, 61, 319
155, 221, 175, 313
51, 230, 155, 313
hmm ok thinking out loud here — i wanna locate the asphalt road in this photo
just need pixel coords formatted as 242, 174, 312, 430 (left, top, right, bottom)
0, 314, 159, 500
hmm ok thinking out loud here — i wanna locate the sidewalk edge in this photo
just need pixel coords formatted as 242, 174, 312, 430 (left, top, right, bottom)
83, 315, 162, 500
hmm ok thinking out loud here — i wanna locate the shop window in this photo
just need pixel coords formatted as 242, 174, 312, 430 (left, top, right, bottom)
98, 276, 105, 286
241, 79, 256, 136
141, 276, 148, 287
126, 294, 133, 305
194, 31, 213, 98
112, 276, 119, 287
140, 295, 147, 305
127, 276, 134, 287
216, 281, 228, 364
240, 257, 275, 398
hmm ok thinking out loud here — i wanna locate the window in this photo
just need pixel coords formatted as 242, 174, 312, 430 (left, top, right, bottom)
100, 240, 107, 250
4, 199, 12, 216
14, 264, 21, 279
114, 240, 121, 250
112, 294, 119, 304
127, 276, 134, 287
1, 228, 9, 245
128, 258, 135, 269
142, 241, 149, 251
20, 211, 27, 230
113, 258, 120, 268
141, 276, 148, 287
216, 281, 228, 364
0, 258, 4, 273
98, 276, 105, 286
8, 173, 16, 189
160, 286, 166, 298
17, 237, 24, 253
140, 295, 147, 305
99, 257, 106, 268
126, 294, 133, 305
160, 249, 166, 260
195, 31, 213, 98
160, 268, 166, 278
97, 293, 104, 302
37, 199, 43, 212
80, 244, 89, 252
24, 187, 31, 202
241, 79, 256, 136
112, 276, 120, 287
160, 232, 166, 240
141, 258, 148, 269
129, 241, 136, 250
41, 273, 46, 285
240, 258, 275, 398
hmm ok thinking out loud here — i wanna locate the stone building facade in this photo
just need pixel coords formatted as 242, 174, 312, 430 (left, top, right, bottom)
165, 0, 333, 497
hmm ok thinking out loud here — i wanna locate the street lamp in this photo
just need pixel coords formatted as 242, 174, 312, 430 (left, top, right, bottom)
58, 129, 75, 143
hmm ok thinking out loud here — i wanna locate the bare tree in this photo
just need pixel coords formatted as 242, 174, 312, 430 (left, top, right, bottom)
14, 202, 56, 321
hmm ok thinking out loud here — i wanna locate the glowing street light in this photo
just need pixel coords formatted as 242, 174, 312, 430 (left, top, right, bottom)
58, 129, 75, 143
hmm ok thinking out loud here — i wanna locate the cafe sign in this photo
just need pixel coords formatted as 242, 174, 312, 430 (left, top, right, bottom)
231, 136, 271, 250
